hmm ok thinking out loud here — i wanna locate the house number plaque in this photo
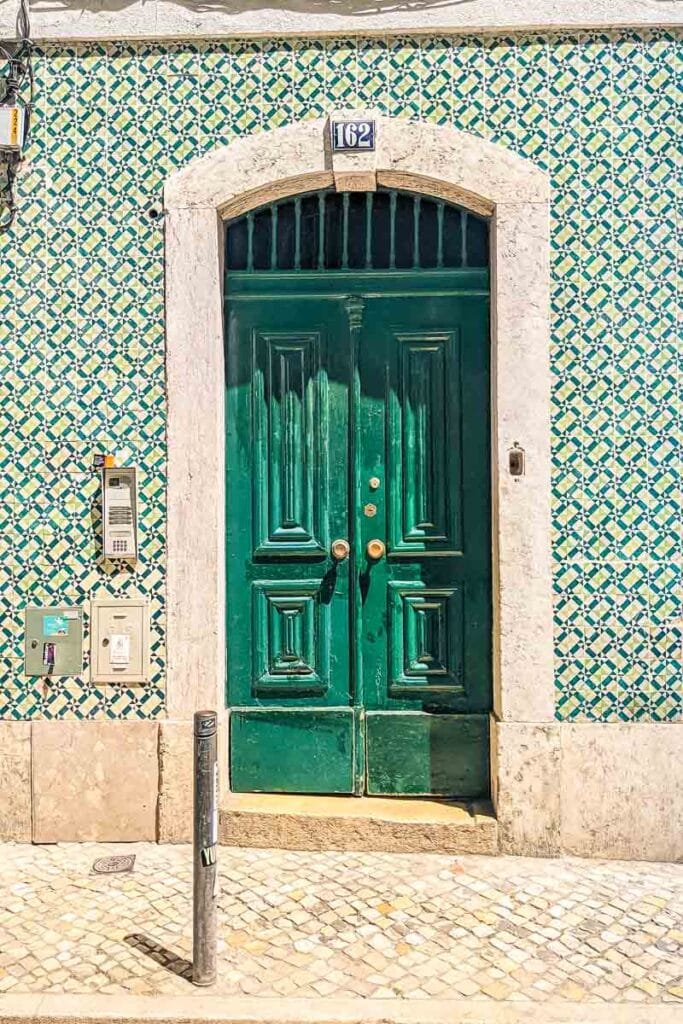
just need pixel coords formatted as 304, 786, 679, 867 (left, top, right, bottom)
331, 119, 375, 152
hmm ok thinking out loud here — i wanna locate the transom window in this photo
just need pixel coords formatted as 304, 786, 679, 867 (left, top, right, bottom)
226, 188, 489, 273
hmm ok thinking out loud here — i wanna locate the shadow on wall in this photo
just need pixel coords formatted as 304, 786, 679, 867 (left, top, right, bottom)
24, 0, 478, 18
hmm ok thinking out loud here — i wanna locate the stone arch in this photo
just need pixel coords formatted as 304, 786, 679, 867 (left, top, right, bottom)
162, 113, 553, 843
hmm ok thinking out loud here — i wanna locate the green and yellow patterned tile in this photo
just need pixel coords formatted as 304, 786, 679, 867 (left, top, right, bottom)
2, 32, 683, 722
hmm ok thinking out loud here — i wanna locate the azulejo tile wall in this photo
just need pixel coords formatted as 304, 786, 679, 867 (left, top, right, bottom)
0, 31, 680, 722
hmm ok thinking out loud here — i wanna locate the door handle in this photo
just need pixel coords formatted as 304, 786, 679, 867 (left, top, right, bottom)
366, 538, 386, 561
331, 538, 350, 561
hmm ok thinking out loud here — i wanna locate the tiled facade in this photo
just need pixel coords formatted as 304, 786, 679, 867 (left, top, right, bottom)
0, 31, 680, 724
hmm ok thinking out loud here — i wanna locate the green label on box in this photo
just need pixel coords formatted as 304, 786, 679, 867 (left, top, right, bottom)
43, 614, 68, 637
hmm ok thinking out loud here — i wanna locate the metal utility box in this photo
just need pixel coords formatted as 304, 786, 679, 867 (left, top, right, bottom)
102, 467, 138, 560
24, 606, 84, 676
90, 597, 150, 684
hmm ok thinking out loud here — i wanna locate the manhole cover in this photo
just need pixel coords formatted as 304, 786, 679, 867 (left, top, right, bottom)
92, 854, 136, 875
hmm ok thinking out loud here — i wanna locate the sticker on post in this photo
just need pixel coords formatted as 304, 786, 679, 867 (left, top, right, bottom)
200, 845, 217, 866
330, 119, 375, 152
211, 761, 219, 846
110, 633, 131, 667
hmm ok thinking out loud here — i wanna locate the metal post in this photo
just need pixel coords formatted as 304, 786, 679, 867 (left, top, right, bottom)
193, 710, 218, 986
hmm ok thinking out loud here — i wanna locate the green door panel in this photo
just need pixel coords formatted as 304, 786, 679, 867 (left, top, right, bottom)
386, 582, 465, 698
355, 292, 491, 797
231, 710, 355, 793
365, 713, 490, 796
226, 271, 491, 798
227, 296, 351, 717
357, 295, 491, 717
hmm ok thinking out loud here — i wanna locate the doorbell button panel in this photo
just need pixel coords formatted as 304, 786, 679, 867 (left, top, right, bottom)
508, 444, 526, 477
102, 467, 138, 560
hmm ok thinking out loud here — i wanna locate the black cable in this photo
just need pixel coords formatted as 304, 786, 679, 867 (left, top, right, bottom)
14, 0, 33, 122
16, 0, 32, 139
0, 0, 32, 91
0, 160, 17, 230
17, 0, 30, 42
0, 0, 33, 233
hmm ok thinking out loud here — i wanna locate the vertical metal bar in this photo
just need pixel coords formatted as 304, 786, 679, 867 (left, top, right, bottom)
412, 195, 421, 269
317, 192, 326, 270
270, 204, 278, 270
365, 192, 373, 269
342, 192, 350, 270
294, 197, 301, 271
461, 210, 468, 268
246, 212, 254, 273
389, 190, 397, 270
193, 710, 217, 987
436, 201, 445, 269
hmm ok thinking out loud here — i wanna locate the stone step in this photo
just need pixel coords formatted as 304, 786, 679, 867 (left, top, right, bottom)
219, 793, 497, 855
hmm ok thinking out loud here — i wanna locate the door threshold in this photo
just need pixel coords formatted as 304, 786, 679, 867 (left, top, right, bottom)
219, 793, 497, 855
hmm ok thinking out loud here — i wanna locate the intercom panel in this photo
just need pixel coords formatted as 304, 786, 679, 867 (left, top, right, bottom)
24, 606, 84, 676
102, 467, 138, 560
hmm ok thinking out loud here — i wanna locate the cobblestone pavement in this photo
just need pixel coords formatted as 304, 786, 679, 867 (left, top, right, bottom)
0, 843, 681, 1006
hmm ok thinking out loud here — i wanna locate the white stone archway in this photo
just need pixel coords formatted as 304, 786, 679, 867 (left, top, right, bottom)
161, 113, 556, 852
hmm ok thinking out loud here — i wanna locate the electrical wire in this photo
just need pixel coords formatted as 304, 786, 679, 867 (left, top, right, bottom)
18, 0, 34, 143
0, 0, 33, 232
17, 0, 30, 43
0, 0, 32, 99
0, 161, 17, 231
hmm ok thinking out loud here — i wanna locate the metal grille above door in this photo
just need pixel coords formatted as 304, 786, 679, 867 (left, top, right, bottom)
226, 189, 489, 273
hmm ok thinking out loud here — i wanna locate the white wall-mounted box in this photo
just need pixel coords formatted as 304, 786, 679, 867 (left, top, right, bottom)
90, 598, 150, 685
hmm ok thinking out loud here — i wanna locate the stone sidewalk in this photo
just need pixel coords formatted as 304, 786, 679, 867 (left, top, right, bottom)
0, 842, 681, 1015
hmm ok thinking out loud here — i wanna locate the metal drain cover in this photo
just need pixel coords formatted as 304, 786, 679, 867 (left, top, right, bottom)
92, 854, 136, 875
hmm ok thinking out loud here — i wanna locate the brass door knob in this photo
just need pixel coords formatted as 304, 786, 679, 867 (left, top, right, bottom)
366, 538, 386, 560
331, 538, 350, 561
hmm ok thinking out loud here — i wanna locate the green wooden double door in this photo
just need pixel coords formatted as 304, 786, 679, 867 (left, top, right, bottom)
227, 272, 491, 797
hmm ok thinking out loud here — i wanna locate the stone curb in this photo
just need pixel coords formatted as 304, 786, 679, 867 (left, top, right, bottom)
0, 995, 680, 1024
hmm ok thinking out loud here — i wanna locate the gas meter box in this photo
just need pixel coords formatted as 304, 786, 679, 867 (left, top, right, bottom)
102, 467, 138, 560
90, 597, 150, 685
0, 104, 25, 153
24, 606, 84, 676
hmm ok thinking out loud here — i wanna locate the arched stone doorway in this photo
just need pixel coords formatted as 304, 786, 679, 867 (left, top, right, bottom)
161, 113, 555, 852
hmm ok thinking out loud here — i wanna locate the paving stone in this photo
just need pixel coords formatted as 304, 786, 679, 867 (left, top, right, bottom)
0, 842, 681, 1004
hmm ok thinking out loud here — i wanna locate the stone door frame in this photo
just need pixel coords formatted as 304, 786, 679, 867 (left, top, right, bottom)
163, 113, 554, 837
